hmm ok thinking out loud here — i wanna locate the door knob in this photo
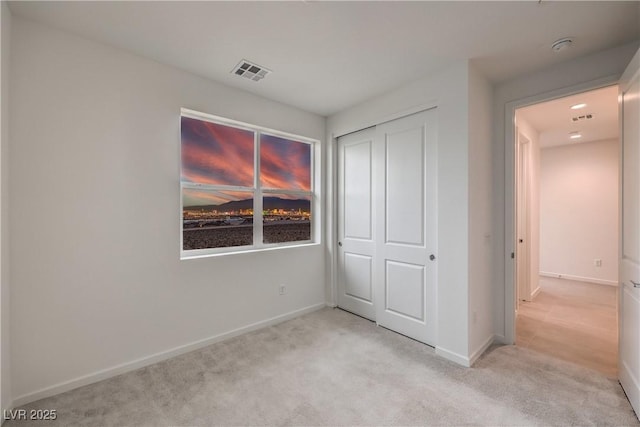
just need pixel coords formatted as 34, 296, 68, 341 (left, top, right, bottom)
631, 280, 640, 288
338, 241, 342, 247
429, 254, 436, 261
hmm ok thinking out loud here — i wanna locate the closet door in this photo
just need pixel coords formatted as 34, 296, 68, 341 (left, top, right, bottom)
337, 127, 376, 320
374, 109, 438, 345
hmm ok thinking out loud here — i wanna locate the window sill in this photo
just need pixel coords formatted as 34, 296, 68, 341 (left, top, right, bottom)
180, 241, 321, 260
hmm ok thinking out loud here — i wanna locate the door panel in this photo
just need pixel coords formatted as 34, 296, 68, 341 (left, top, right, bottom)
343, 253, 373, 302
344, 140, 373, 240
385, 260, 425, 321
375, 109, 437, 345
386, 127, 425, 246
619, 48, 640, 416
337, 128, 376, 320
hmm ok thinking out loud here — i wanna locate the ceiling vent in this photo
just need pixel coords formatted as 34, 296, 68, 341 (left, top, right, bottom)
571, 113, 593, 122
231, 59, 271, 82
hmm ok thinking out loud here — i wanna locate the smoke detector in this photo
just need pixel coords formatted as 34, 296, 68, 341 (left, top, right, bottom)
551, 38, 573, 52
231, 59, 271, 82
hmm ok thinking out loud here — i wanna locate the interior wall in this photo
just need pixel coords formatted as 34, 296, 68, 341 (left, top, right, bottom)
9, 17, 326, 404
539, 139, 619, 285
467, 63, 494, 359
328, 61, 475, 364
492, 40, 639, 341
1, 0, 12, 413
514, 116, 541, 298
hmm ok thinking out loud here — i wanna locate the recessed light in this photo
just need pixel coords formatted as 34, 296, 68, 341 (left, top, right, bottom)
570, 103, 587, 110
569, 134, 582, 139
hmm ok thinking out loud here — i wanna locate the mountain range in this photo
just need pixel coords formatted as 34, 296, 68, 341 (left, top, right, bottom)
185, 196, 310, 212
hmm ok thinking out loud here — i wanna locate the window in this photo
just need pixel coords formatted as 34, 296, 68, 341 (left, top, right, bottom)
180, 109, 316, 257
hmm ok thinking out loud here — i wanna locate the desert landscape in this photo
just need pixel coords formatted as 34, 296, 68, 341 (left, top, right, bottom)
183, 222, 311, 250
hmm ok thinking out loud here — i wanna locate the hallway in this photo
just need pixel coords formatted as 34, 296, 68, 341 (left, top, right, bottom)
516, 276, 617, 377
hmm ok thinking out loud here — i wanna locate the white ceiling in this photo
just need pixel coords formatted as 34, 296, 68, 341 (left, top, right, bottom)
517, 85, 619, 148
7, 1, 640, 116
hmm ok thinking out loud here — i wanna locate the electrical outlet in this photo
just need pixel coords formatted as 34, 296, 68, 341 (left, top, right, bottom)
279, 285, 286, 295
594, 259, 602, 267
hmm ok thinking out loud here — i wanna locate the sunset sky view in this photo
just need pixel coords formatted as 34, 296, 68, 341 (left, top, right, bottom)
181, 116, 311, 207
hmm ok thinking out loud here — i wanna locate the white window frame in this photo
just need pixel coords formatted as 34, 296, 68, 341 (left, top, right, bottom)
180, 108, 318, 259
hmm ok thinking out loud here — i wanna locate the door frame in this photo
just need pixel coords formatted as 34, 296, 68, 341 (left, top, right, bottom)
503, 75, 620, 344
516, 131, 531, 307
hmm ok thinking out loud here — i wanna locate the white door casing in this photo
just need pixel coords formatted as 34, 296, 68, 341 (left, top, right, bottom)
619, 47, 640, 416
504, 74, 621, 345
516, 133, 532, 306
337, 127, 376, 320
374, 109, 438, 346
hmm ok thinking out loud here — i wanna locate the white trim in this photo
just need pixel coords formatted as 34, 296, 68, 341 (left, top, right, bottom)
11, 303, 326, 408
539, 271, 618, 287
435, 346, 471, 367
328, 134, 338, 307
181, 241, 320, 260
469, 334, 495, 366
503, 74, 621, 345
531, 286, 541, 298
493, 334, 507, 344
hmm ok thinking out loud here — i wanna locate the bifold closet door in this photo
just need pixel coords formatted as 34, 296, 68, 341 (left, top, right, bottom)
337, 127, 377, 321
337, 109, 438, 346
374, 109, 437, 346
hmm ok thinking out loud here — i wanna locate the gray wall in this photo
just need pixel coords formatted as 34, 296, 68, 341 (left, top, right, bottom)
9, 16, 326, 404
1, 0, 12, 414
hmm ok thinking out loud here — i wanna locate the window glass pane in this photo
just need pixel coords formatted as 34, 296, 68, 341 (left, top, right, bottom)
262, 194, 311, 244
260, 134, 311, 191
181, 116, 254, 187
183, 188, 254, 250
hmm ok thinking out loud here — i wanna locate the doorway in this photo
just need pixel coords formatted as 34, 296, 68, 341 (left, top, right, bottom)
513, 85, 620, 376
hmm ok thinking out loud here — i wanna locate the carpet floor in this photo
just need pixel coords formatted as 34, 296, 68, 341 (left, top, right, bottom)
6, 307, 639, 426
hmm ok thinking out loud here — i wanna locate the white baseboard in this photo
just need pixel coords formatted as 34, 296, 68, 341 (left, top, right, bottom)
435, 346, 471, 367
436, 334, 495, 368
469, 334, 495, 366
531, 286, 541, 298
493, 334, 507, 345
539, 271, 617, 287
12, 303, 327, 408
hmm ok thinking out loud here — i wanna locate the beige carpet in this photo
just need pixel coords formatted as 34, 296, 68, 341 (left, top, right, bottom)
7, 307, 639, 426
